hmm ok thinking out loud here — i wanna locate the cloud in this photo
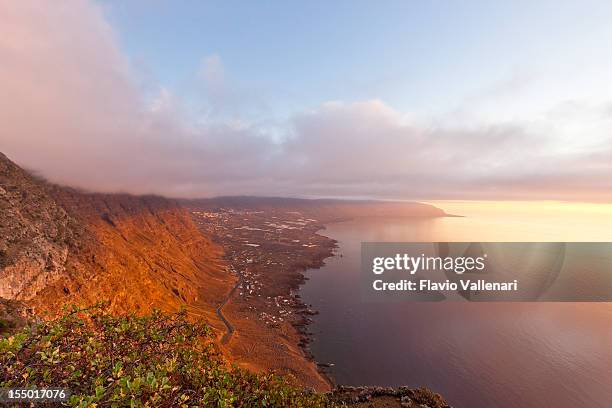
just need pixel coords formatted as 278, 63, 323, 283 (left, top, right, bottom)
1, 0, 612, 202
281, 100, 612, 201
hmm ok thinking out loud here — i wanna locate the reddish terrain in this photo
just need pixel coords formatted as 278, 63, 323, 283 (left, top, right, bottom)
0, 152, 233, 330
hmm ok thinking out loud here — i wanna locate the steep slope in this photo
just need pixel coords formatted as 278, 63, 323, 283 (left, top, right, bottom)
0, 152, 233, 326
0, 152, 84, 300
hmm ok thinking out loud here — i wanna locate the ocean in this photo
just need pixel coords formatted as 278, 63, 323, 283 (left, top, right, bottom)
300, 209, 612, 408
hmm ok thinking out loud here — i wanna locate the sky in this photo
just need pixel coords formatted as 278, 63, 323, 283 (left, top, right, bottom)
2, 0, 612, 201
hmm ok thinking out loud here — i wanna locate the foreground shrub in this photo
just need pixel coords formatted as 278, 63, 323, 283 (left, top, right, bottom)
0, 304, 328, 407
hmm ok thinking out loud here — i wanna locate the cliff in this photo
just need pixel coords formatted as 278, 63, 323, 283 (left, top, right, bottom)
0, 152, 83, 301
0, 152, 232, 324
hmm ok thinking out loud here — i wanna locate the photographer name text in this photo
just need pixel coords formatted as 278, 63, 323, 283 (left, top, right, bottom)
371, 253, 518, 292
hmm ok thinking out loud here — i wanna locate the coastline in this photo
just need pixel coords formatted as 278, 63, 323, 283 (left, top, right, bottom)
187, 204, 452, 391
189, 207, 339, 390
293, 223, 338, 388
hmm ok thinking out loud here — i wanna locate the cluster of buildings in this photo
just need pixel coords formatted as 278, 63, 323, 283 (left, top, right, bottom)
190, 207, 327, 327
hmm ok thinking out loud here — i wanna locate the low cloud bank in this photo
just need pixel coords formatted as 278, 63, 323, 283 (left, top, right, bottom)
2, 0, 612, 201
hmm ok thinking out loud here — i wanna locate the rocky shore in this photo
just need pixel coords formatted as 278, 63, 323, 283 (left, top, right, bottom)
188, 206, 338, 390
329, 386, 451, 407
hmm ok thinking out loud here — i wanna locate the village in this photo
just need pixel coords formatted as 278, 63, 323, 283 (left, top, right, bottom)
189, 207, 335, 334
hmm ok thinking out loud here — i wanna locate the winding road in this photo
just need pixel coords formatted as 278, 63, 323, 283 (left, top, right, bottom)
216, 277, 242, 344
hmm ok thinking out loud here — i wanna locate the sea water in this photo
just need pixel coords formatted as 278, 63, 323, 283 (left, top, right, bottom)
300, 209, 612, 408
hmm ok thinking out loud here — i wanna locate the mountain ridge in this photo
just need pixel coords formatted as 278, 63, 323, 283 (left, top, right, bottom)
0, 152, 232, 322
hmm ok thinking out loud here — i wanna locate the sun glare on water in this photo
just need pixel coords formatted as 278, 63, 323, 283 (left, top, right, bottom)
425, 201, 612, 242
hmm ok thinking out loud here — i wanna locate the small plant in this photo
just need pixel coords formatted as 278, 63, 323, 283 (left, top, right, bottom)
0, 303, 330, 407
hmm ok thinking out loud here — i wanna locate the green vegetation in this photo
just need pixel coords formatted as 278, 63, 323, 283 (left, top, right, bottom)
0, 304, 329, 407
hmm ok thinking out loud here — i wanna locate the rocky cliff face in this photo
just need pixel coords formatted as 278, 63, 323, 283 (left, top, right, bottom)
0, 152, 232, 318
0, 152, 83, 300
